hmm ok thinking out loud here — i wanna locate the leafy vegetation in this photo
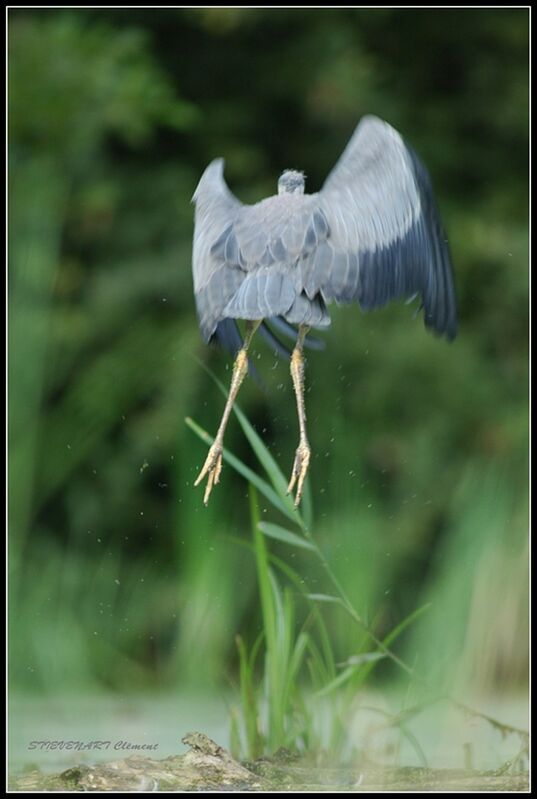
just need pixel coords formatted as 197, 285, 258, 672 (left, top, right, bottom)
188, 390, 433, 758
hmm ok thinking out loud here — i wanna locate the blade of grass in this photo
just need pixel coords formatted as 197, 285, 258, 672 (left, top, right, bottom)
236, 633, 263, 759
258, 522, 316, 551
315, 665, 358, 697
306, 593, 346, 606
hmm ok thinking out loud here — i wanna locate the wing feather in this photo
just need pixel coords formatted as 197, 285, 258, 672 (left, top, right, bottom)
313, 116, 457, 339
192, 159, 245, 340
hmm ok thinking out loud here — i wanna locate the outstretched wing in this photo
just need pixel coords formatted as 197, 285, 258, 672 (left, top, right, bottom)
192, 118, 456, 347
192, 159, 245, 342
304, 115, 457, 339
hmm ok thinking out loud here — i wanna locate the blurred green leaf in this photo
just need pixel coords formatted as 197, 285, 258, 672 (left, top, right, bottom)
258, 522, 316, 551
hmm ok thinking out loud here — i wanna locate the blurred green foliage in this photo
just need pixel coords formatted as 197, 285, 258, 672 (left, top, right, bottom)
8, 8, 528, 700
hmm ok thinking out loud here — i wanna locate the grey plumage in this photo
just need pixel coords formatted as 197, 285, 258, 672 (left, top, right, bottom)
191, 115, 457, 351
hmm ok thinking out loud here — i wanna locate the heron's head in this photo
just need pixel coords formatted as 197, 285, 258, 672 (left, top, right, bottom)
278, 170, 305, 195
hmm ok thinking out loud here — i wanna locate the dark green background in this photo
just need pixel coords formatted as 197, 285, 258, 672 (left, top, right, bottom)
9, 8, 528, 696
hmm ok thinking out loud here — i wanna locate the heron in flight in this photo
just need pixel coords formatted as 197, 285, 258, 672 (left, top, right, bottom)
191, 115, 457, 506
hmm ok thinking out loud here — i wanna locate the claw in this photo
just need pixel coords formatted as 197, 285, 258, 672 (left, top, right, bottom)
194, 441, 223, 505
287, 442, 311, 506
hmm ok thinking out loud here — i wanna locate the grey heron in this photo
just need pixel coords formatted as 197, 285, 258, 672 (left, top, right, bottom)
191, 115, 457, 506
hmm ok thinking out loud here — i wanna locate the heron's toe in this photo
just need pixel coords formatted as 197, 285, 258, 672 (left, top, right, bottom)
287, 442, 311, 506
194, 442, 224, 505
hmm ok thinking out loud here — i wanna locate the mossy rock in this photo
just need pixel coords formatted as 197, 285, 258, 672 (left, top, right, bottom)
9, 732, 529, 792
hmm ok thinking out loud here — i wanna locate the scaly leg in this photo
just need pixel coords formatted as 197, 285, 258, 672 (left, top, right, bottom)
287, 325, 311, 507
195, 321, 260, 505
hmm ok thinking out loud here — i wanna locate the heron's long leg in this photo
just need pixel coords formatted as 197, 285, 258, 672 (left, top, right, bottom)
195, 320, 260, 505
287, 325, 311, 507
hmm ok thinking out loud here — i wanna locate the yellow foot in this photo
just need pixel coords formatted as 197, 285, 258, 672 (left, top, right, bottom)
287, 442, 311, 507
194, 441, 223, 505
